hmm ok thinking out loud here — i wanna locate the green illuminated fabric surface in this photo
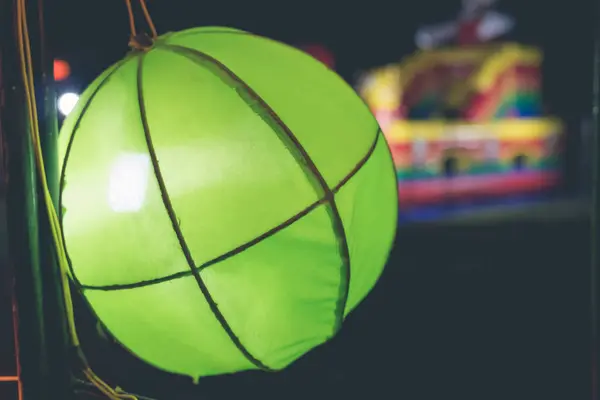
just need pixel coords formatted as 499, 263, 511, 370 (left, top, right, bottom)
58, 26, 398, 380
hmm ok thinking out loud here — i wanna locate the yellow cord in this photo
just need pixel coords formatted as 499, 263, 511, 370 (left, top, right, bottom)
15, 0, 156, 399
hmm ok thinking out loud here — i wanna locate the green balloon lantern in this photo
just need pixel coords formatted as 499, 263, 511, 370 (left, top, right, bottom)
58, 26, 397, 380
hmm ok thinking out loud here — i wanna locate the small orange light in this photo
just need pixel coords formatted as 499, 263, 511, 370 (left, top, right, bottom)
53, 59, 71, 82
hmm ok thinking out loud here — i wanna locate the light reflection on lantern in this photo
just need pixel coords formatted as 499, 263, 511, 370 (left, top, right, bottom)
108, 153, 151, 213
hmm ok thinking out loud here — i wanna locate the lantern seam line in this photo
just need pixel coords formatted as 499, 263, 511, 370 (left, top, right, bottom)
159, 43, 353, 336
79, 130, 381, 292
58, 56, 133, 288
134, 52, 272, 372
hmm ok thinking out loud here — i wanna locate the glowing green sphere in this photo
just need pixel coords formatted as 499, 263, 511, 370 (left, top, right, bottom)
58, 26, 397, 380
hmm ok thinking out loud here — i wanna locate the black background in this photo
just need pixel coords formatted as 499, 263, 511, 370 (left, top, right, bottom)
49, 0, 592, 119
34, 1, 598, 399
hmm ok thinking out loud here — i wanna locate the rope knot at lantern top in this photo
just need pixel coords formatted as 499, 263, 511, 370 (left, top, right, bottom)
125, 0, 158, 51
129, 33, 155, 51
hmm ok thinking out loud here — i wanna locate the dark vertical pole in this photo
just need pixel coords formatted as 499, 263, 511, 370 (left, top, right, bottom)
0, 0, 49, 399
592, 0, 600, 397
33, 0, 73, 398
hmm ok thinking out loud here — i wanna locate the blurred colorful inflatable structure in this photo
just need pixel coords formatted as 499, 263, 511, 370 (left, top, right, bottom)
358, 43, 564, 215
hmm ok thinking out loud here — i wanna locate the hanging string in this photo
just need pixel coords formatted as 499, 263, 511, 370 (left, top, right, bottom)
124, 0, 138, 38
125, 0, 158, 50
15, 0, 143, 399
139, 0, 158, 39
